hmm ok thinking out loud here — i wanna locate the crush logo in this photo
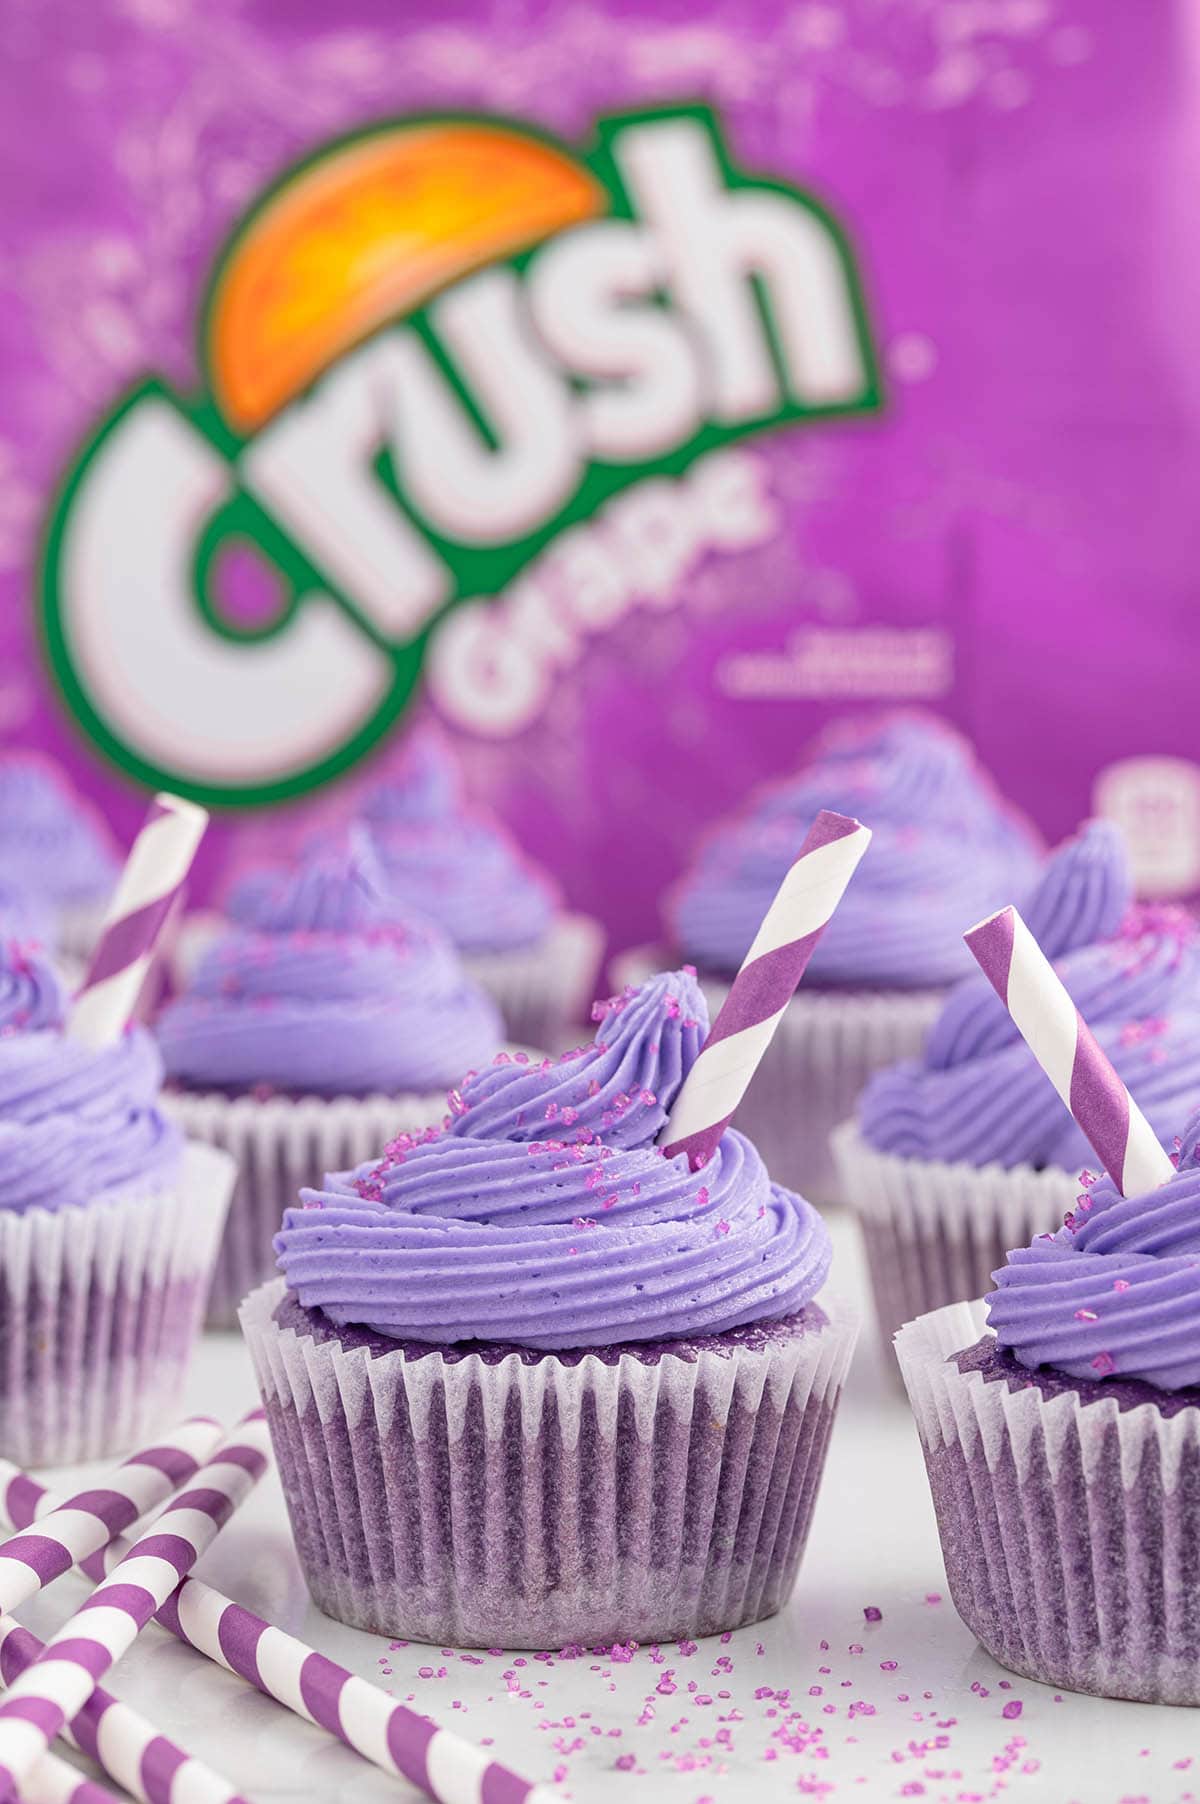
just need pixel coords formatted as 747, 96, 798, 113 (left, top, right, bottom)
41, 105, 882, 805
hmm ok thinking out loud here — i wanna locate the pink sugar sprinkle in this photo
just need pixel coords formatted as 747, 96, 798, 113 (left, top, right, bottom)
571, 1218, 597, 1230
1114, 1278, 1131, 1291
714, 1221, 731, 1237
1002, 1700, 1023, 1719
1091, 1351, 1116, 1376
696, 1187, 710, 1209
1074, 1308, 1098, 1322
863, 1606, 882, 1623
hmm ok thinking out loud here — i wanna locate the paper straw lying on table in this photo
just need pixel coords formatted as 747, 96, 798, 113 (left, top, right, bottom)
0, 1613, 246, 1804
965, 903, 1176, 1197
0, 1419, 220, 1617
0, 1413, 269, 1803
16, 1749, 123, 1804
661, 808, 872, 1169
2, 1485, 560, 1804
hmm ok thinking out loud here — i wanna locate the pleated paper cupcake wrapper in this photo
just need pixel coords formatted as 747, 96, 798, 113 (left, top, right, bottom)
164, 1088, 447, 1329
612, 945, 942, 1206
897, 1299, 1200, 1705
460, 910, 605, 1050
241, 1279, 858, 1650
0, 1140, 233, 1467
833, 1124, 1080, 1363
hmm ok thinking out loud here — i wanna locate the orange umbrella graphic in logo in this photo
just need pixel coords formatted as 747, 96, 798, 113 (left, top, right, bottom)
205, 120, 606, 433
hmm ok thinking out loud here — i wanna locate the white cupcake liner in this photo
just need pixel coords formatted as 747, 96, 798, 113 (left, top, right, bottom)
0, 1141, 233, 1466
834, 1123, 1080, 1356
897, 1299, 1200, 1704
241, 1279, 858, 1649
463, 911, 605, 1049
163, 1089, 447, 1329
612, 946, 942, 1205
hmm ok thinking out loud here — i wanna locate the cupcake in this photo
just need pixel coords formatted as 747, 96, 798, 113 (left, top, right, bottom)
897, 1105, 1200, 1704
0, 753, 119, 961
241, 969, 857, 1649
157, 832, 504, 1327
837, 821, 1200, 1349
616, 712, 1041, 1200
0, 938, 232, 1464
358, 726, 604, 1049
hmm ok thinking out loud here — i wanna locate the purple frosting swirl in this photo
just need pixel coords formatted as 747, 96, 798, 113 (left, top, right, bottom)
861, 821, 1200, 1170
274, 970, 832, 1348
670, 712, 1041, 985
0, 940, 181, 1214
158, 833, 502, 1097
358, 727, 559, 953
0, 880, 48, 943
988, 1105, 1200, 1390
0, 755, 118, 906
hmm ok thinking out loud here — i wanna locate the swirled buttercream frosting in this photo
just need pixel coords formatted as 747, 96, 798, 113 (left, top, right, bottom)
0, 879, 47, 942
358, 727, 559, 953
0, 940, 180, 1213
157, 833, 502, 1097
671, 712, 1041, 985
0, 755, 118, 905
860, 821, 1200, 1170
274, 970, 833, 1348
988, 1102, 1200, 1390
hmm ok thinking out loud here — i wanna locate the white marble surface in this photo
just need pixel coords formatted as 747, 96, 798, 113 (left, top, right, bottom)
18, 1216, 1200, 1804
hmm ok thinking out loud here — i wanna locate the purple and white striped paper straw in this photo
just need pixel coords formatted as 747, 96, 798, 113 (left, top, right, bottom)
661, 808, 872, 1169
2, 1487, 560, 1804
0, 1615, 246, 1804
965, 903, 1175, 1197
0, 1413, 269, 1803
17, 1749, 123, 1804
0, 1419, 220, 1618
69, 793, 208, 1050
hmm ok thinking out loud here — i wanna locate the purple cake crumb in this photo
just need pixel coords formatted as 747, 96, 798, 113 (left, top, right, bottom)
271, 1287, 829, 1368
953, 1333, 1200, 1420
